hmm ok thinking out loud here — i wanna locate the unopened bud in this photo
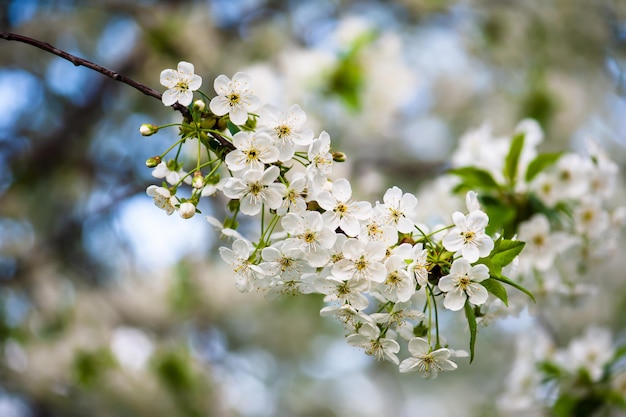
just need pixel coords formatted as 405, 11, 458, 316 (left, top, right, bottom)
140, 124, 159, 136
332, 152, 346, 162
193, 100, 206, 111
179, 202, 196, 219
192, 171, 204, 189
145, 156, 161, 168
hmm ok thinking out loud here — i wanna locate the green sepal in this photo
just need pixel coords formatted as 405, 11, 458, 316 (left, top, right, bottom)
504, 132, 525, 186
464, 300, 477, 363
525, 152, 563, 182
481, 278, 508, 306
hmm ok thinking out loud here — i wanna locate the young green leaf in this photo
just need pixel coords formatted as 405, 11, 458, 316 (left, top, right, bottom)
448, 167, 500, 190
504, 132, 525, 186
524, 152, 563, 182
490, 239, 526, 269
464, 301, 477, 363
494, 275, 536, 303
481, 278, 508, 306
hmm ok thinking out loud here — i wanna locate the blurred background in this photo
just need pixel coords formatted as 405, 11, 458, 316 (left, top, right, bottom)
1, 0, 626, 416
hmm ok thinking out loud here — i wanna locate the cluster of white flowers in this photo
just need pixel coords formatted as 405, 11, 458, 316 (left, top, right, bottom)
497, 326, 625, 416
140, 62, 531, 377
435, 119, 626, 321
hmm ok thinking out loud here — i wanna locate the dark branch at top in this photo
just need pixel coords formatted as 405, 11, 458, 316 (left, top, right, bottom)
1, 31, 192, 120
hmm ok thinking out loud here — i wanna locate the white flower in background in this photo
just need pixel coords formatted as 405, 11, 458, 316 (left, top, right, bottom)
277, 175, 307, 216
160, 61, 202, 106
347, 322, 400, 365
438, 258, 490, 311
110, 327, 154, 371
152, 161, 192, 186
407, 243, 429, 286
375, 186, 418, 233
222, 166, 286, 216
210, 72, 260, 125
225, 131, 279, 172
314, 275, 370, 310
399, 337, 457, 378
200, 177, 226, 197
465, 190, 481, 212
555, 326, 615, 382
573, 200, 610, 239
531, 172, 560, 207
258, 104, 314, 161
332, 238, 387, 284
178, 202, 196, 219
517, 214, 576, 274
443, 210, 494, 262
551, 153, 592, 200
281, 211, 337, 267
146, 185, 178, 215
317, 178, 372, 237
373, 255, 415, 302
219, 239, 265, 292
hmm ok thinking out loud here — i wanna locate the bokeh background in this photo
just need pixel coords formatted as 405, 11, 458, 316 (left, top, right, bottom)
1, 1, 626, 416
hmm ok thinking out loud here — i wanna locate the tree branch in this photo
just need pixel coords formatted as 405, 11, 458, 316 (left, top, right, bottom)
1, 31, 192, 120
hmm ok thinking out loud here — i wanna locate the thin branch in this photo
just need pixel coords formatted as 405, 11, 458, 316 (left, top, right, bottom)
1, 31, 191, 120
1, 31, 236, 152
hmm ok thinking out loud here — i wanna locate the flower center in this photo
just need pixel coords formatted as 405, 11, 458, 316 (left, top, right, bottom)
246, 148, 259, 162
335, 203, 349, 217
275, 124, 291, 139
461, 230, 476, 243
228, 93, 241, 106
303, 231, 317, 243
355, 256, 368, 272
249, 182, 263, 195
176, 81, 189, 91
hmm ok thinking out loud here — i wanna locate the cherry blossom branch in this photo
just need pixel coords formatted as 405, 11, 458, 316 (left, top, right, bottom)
1, 32, 236, 152
0, 32, 192, 117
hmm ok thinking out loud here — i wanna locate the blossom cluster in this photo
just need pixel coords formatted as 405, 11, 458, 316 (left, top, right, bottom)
142, 62, 543, 377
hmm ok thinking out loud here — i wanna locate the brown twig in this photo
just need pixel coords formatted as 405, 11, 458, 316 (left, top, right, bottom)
1, 31, 192, 119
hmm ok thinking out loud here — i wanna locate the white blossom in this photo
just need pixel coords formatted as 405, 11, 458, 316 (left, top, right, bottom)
347, 322, 400, 365
160, 61, 202, 106
222, 166, 286, 216
225, 131, 279, 172
438, 258, 490, 311
219, 239, 265, 292
442, 210, 494, 262
317, 178, 372, 237
258, 104, 314, 162
210, 72, 260, 125
399, 337, 457, 378
146, 185, 178, 215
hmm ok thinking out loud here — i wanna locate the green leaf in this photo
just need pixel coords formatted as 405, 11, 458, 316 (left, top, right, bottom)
464, 301, 477, 363
481, 278, 508, 306
227, 121, 241, 135
504, 132, 525, 186
494, 275, 536, 303
448, 167, 500, 190
525, 152, 563, 182
490, 239, 526, 269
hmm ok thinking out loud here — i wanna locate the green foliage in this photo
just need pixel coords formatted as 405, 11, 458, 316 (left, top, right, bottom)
72, 348, 116, 387
464, 301, 477, 363
525, 152, 563, 182
481, 278, 508, 306
449, 167, 500, 191
504, 132, 525, 186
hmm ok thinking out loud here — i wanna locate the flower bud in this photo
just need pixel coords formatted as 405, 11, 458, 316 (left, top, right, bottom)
145, 156, 162, 168
192, 171, 204, 189
179, 202, 196, 219
332, 152, 347, 162
193, 100, 206, 111
140, 124, 159, 136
